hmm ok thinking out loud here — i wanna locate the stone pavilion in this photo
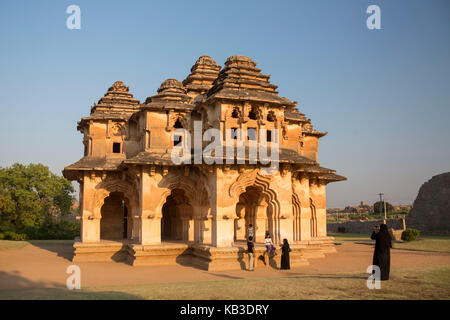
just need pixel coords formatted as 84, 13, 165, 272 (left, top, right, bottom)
63, 55, 346, 269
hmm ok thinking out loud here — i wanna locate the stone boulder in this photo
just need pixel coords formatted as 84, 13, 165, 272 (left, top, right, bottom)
406, 172, 450, 234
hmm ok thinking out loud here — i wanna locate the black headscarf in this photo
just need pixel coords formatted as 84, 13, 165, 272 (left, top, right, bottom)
377, 224, 392, 247
282, 239, 290, 250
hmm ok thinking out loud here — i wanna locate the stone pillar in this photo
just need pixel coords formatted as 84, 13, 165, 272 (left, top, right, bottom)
255, 204, 267, 242
297, 174, 312, 241
139, 166, 161, 245
202, 217, 212, 245
212, 206, 235, 247
80, 173, 101, 243
132, 216, 140, 241
180, 217, 194, 241
279, 215, 292, 244
278, 197, 295, 244
310, 179, 327, 237
234, 217, 246, 241
188, 219, 194, 242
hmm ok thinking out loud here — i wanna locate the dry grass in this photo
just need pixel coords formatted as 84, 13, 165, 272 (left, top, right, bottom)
0, 240, 74, 250
393, 235, 450, 253
330, 233, 450, 253
1, 265, 449, 300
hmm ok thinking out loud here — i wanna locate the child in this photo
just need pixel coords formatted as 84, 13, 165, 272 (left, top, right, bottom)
247, 236, 255, 271
264, 234, 276, 255
247, 224, 254, 240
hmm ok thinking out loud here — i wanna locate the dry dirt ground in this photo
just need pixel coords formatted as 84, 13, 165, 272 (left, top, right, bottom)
0, 239, 449, 294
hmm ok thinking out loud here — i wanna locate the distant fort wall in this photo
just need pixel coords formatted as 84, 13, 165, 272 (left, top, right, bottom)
327, 219, 405, 234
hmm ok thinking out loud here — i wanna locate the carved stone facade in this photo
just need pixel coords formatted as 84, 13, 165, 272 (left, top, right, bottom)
64, 55, 346, 269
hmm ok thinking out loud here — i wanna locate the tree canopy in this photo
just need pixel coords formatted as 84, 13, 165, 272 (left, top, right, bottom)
0, 163, 74, 234
373, 201, 394, 214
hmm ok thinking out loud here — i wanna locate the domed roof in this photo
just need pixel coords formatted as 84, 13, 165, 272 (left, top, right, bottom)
97, 80, 139, 107
205, 55, 295, 107
182, 55, 221, 96
157, 78, 186, 94
144, 78, 191, 107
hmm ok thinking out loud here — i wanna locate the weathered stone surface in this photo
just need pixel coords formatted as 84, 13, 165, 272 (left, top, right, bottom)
63, 55, 346, 267
406, 172, 450, 234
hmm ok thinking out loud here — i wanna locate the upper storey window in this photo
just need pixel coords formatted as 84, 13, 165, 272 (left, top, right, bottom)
174, 118, 183, 129
113, 142, 121, 153
267, 111, 276, 122
231, 107, 240, 118
173, 118, 183, 146
248, 107, 258, 120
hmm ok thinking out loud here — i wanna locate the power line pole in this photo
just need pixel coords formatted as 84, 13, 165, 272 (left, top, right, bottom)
378, 193, 387, 221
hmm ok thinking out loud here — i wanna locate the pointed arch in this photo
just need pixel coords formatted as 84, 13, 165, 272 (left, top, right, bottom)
229, 169, 281, 243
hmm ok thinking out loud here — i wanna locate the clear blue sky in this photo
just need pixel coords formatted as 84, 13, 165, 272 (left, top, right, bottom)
0, 0, 449, 208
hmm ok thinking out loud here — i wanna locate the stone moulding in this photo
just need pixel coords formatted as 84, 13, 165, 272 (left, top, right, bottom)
72, 239, 336, 271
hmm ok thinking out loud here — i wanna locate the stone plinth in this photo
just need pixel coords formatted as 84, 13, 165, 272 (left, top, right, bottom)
72, 239, 129, 263
72, 239, 336, 271
127, 242, 192, 266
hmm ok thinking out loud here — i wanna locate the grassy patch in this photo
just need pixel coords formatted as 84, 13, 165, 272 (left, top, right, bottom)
1, 265, 448, 300
0, 240, 29, 250
28, 240, 74, 245
393, 235, 450, 253
0, 239, 74, 250
328, 233, 371, 241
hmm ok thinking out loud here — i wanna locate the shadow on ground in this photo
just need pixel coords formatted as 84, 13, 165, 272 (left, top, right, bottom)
28, 242, 74, 261
0, 270, 142, 300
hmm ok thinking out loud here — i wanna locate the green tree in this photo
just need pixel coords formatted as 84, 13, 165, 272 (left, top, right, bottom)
0, 163, 74, 234
373, 201, 394, 214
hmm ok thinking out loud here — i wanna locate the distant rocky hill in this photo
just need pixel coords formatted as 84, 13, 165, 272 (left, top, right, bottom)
406, 172, 450, 234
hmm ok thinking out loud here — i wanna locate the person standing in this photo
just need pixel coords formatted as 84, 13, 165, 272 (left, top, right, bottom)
247, 236, 255, 271
247, 224, 254, 240
280, 238, 291, 270
370, 224, 392, 280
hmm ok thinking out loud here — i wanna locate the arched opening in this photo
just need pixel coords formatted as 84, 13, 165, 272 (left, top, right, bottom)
100, 192, 129, 240
267, 110, 276, 122
231, 107, 240, 118
174, 118, 183, 128
248, 106, 258, 120
161, 188, 193, 241
234, 186, 274, 243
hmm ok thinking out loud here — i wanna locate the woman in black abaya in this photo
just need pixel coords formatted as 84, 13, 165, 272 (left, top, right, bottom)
370, 224, 392, 280
280, 239, 291, 270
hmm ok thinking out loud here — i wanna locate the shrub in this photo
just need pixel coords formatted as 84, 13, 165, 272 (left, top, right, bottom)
23, 219, 80, 240
0, 233, 4, 240
3, 231, 27, 241
401, 228, 420, 241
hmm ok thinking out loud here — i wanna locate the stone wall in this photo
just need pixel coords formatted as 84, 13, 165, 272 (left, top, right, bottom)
327, 219, 404, 234
406, 172, 450, 234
